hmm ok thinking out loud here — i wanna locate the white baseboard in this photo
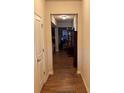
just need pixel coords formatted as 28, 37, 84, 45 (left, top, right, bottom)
45, 73, 49, 83
49, 71, 54, 75
44, 71, 54, 84
40, 80, 44, 92
80, 72, 89, 93
77, 70, 89, 93
40, 71, 52, 92
77, 70, 81, 74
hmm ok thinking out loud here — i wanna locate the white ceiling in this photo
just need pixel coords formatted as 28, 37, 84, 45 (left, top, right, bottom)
53, 15, 74, 21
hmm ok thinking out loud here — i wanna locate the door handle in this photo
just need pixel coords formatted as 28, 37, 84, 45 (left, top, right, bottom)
37, 58, 41, 62
36, 50, 44, 62
37, 54, 43, 62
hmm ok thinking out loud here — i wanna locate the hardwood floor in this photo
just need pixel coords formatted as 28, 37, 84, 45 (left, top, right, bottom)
41, 51, 87, 93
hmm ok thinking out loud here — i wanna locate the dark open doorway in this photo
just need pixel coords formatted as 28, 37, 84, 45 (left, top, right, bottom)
51, 14, 78, 71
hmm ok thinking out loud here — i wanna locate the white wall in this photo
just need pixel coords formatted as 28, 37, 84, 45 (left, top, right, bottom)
80, 0, 90, 92
45, 0, 83, 78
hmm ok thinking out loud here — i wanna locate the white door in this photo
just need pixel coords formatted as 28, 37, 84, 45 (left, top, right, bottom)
34, 13, 45, 93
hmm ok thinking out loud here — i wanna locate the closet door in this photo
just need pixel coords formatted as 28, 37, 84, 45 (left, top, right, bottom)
34, 13, 45, 92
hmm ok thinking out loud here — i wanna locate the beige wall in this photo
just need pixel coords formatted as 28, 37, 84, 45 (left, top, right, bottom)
34, 0, 44, 17
34, 0, 47, 93
80, 0, 90, 92
45, 0, 83, 76
34, 0, 90, 93
34, 0, 42, 93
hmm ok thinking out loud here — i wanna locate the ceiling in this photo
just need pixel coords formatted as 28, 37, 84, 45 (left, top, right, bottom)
53, 15, 74, 21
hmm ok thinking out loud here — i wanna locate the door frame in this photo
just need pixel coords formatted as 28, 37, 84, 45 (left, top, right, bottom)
50, 13, 78, 73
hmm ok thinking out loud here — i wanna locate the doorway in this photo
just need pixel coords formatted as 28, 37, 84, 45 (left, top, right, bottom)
51, 14, 78, 72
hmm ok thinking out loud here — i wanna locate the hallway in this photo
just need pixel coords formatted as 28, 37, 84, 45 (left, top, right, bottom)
41, 51, 87, 93
34, 0, 90, 93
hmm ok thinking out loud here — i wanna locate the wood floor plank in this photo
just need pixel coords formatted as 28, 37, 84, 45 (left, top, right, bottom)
41, 51, 87, 93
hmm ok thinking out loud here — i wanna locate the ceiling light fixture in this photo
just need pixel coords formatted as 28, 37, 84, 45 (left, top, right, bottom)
62, 16, 67, 20
60, 15, 68, 20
